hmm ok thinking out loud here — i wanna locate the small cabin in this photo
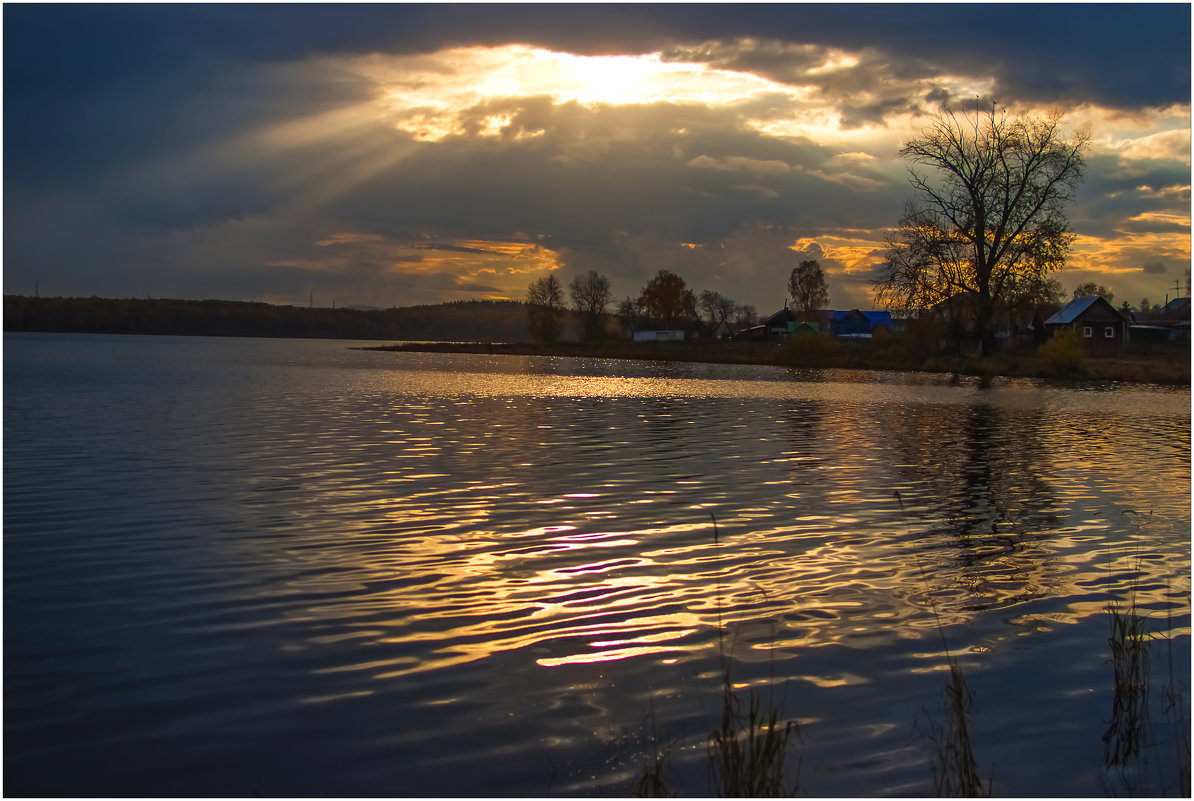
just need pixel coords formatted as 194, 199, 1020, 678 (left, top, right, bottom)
829, 309, 893, 338
1044, 296, 1126, 346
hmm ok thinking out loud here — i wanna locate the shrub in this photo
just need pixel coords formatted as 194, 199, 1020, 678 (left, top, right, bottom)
1038, 327, 1086, 376
779, 331, 840, 367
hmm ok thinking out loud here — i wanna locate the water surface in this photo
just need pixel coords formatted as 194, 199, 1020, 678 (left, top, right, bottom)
5, 333, 1190, 796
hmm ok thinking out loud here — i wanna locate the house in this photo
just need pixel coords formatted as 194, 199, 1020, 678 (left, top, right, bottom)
764, 307, 797, 336
1155, 297, 1191, 341
735, 307, 893, 340
1044, 296, 1126, 345
829, 309, 893, 338
633, 329, 685, 342
733, 307, 797, 340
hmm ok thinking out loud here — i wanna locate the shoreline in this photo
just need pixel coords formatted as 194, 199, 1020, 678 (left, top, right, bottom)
359, 340, 1192, 386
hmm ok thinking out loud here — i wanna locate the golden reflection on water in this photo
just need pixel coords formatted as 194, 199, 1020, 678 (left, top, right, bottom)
250, 365, 1189, 689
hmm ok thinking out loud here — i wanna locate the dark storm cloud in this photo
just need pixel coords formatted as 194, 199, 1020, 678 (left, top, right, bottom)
4, 4, 1189, 307
1141, 261, 1170, 275
1071, 154, 1192, 236
7, 4, 1188, 111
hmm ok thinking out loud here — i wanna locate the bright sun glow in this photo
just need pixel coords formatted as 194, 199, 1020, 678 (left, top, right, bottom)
335, 45, 797, 141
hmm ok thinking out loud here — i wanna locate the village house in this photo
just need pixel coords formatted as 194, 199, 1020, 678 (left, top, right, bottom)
1044, 295, 1127, 346
830, 309, 893, 338
735, 307, 892, 340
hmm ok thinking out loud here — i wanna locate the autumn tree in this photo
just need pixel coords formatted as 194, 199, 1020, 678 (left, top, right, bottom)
569, 270, 612, 341
873, 107, 1089, 354
526, 273, 565, 343
1001, 274, 1065, 331
788, 259, 829, 318
637, 270, 696, 329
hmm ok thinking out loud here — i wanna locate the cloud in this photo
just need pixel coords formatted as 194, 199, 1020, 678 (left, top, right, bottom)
3, 5, 1188, 312
1141, 261, 1169, 275
686, 155, 792, 174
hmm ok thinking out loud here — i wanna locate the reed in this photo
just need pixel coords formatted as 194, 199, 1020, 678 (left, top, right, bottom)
1103, 595, 1152, 775
904, 492, 993, 797
1161, 603, 1191, 798
1101, 535, 1191, 797
635, 702, 676, 798
635, 513, 801, 796
707, 670, 800, 797
917, 661, 991, 797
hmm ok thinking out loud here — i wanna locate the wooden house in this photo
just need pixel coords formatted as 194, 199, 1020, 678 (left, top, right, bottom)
829, 309, 893, 338
1044, 296, 1126, 346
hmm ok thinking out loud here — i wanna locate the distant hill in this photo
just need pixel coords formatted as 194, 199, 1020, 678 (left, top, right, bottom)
3, 295, 534, 342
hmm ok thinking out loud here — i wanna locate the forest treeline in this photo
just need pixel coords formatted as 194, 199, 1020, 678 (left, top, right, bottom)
3, 295, 533, 342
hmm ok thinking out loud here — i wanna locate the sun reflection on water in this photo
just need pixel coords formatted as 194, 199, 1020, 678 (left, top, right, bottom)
210, 360, 1192, 698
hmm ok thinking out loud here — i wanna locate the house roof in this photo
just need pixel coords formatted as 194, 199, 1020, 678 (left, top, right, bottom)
1158, 297, 1191, 320
1044, 295, 1108, 325
764, 308, 795, 327
830, 309, 893, 325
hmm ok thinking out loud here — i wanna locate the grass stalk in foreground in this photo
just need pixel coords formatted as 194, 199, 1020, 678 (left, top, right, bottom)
918, 661, 991, 797
636, 513, 801, 797
707, 670, 800, 797
903, 493, 992, 797
705, 512, 802, 797
635, 703, 675, 798
1101, 535, 1192, 797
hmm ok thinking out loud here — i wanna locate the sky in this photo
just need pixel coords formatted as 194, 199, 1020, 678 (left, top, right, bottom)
5, 3, 1191, 313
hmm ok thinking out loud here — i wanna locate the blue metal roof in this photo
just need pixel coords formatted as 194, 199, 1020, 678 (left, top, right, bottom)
1044, 295, 1101, 325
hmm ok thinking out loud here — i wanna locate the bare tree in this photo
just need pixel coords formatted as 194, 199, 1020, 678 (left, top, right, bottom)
697, 290, 739, 339
873, 107, 1089, 354
733, 303, 757, 330
569, 270, 612, 341
616, 296, 639, 337
526, 273, 565, 343
788, 259, 829, 318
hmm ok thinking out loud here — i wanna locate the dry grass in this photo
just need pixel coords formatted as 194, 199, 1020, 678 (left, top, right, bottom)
635, 513, 801, 797
367, 338, 1190, 384
1101, 547, 1191, 797
919, 663, 992, 797
707, 673, 800, 797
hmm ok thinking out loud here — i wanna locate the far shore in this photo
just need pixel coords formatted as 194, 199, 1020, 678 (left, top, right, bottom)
359, 339, 1191, 386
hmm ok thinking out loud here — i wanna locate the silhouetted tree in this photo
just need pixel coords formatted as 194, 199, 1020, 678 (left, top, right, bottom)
1003, 274, 1065, 332
697, 290, 738, 339
527, 274, 565, 342
1072, 281, 1114, 306
873, 107, 1089, 355
616, 296, 639, 337
788, 259, 829, 318
569, 270, 612, 341
638, 270, 696, 329
733, 303, 757, 330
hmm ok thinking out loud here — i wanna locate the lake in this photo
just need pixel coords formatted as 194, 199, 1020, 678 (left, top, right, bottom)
4, 332, 1190, 796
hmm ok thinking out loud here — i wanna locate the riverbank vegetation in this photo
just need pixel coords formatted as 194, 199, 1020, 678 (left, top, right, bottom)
366, 336, 1190, 385
7, 293, 1188, 385
3, 295, 533, 341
